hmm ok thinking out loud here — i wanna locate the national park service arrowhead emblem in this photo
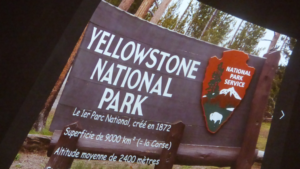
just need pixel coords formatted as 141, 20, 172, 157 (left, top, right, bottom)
201, 50, 255, 133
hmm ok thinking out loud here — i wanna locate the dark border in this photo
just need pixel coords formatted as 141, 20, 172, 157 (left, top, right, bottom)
0, 0, 101, 168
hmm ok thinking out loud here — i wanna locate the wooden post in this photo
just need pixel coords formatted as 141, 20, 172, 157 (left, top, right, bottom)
45, 122, 82, 169
267, 32, 280, 52
233, 51, 280, 169
150, 0, 172, 24
155, 121, 185, 169
135, 0, 155, 19
118, 0, 134, 11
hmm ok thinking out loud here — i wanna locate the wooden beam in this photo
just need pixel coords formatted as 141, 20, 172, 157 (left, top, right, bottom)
118, 0, 134, 11
150, 0, 172, 24
45, 122, 83, 169
155, 121, 185, 169
49, 130, 240, 167
135, 0, 155, 19
233, 51, 280, 169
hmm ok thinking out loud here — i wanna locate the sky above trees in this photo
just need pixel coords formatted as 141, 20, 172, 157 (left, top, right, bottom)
175, 0, 294, 64
105, 0, 295, 66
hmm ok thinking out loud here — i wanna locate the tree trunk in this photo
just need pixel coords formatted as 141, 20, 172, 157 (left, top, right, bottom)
267, 32, 280, 52
229, 20, 244, 46
199, 9, 218, 40
118, 0, 134, 11
280, 36, 288, 51
150, 0, 173, 24
174, 0, 193, 31
135, 0, 155, 19
32, 26, 87, 132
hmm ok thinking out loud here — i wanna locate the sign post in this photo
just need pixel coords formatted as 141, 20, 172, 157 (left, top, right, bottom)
155, 121, 185, 169
234, 51, 281, 168
45, 122, 82, 169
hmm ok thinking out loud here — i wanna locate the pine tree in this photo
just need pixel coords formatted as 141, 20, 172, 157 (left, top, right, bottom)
105, 0, 121, 7
185, 3, 234, 45
158, 2, 179, 30
200, 11, 234, 45
144, 4, 158, 21
266, 37, 296, 117
281, 37, 297, 59
127, 0, 143, 14
185, 2, 200, 36
186, 3, 212, 38
106, 0, 144, 15
174, 0, 195, 34
199, 9, 218, 40
229, 20, 244, 46
174, 0, 193, 31
265, 65, 285, 117
227, 22, 266, 55
175, 13, 189, 34
267, 32, 280, 52
206, 62, 224, 99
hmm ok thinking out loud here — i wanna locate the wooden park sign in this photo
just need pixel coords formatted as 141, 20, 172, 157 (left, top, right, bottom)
47, 1, 280, 169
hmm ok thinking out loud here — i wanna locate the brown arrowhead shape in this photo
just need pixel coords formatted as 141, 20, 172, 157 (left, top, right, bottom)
201, 50, 255, 133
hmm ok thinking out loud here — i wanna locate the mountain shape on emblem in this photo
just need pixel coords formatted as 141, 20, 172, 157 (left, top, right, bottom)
201, 50, 255, 133
219, 87, 242, 100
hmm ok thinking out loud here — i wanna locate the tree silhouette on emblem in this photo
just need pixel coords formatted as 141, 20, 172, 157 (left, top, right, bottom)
206, 62, 224, 99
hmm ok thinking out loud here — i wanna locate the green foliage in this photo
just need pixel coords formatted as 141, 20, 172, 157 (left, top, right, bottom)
15, 163, 22, 168
175, 12, 189, 34
128, 0, 143, 14
266, 66, 286, 117
105, 0, 143, 15
158, 2, 179, 30
228, 22, 266, 55
288, 37, 297, 51
71, 161, 101, 169
138, 165, 152, 169
185, 2, 234, 45
71, 161, 132, 169
256, 122, 271, 150
30, 113, 54, 135
105, 0, 121, 7
145, 5, 158, 21
266, 36, 296, 117
282, 37, 297, 59
173, 0, 193, 34
29, 128, 53, 135
200, 12, 234, 45
186, 3, 213, 38
15, 153, 21, 161
72, 161, 91, 169
45, 112, 54, 129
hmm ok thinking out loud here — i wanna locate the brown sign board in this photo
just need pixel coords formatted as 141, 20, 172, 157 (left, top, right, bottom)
50, 2, 265, 148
